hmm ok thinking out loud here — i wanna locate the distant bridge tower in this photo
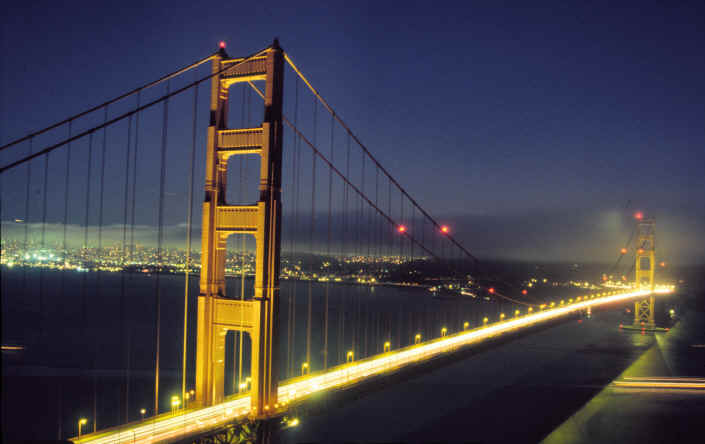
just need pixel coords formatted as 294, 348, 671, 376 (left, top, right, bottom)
633, 218, 655, 327
195, 40, 283, 417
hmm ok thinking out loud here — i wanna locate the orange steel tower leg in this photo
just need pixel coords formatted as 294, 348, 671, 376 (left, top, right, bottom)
195, 40, 283, 418
633, 218, 655, 327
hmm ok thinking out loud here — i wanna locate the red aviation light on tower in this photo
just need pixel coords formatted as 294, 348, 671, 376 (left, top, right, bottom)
219, 41, 226, 49
488, 287, 495, 294
634, 211, 643, 220
637, 248, 644, 254
521, 289, 528, 295
397, 224, 407, 234
440, 225, 450, 234
620, 247, 628, 255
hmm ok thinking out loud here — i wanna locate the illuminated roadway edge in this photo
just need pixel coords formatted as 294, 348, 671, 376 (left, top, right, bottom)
74, 286, 674, 444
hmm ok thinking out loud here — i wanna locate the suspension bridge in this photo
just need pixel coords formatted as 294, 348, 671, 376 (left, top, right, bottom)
0, 40, 674, 443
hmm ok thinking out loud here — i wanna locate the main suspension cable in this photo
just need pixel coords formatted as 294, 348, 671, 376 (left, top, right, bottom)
0, 53, 218, 152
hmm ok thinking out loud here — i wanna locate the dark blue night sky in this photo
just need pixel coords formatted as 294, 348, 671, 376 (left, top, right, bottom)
1, 1, 703, 264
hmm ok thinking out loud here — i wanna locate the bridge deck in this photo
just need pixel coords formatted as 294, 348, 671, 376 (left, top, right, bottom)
73, 287, 673, 444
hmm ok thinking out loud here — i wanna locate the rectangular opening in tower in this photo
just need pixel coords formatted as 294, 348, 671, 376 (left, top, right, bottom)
226, 154, 261, 206
224, 330, 252, 397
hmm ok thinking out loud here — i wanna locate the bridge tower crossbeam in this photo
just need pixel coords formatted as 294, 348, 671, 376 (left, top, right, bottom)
195, 40, 283, 418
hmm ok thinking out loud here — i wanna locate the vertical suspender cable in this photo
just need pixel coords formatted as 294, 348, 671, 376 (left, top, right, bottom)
182, 81, 199, 404
38, 144, 50, 342
93, 105, 108, 433
21, 137, 32, 315
154, 81, 170, 415
126, 91, 140, 418
287, 76, 299, 377
60, 122, 72, 354
120, 113, 132, 423
306, 99, 317, 369
82, 133, 93, 337
130, 92, 141, 261
324, 114, 333, 369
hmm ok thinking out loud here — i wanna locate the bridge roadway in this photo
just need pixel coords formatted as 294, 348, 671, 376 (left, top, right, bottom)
73, 286, 674, 444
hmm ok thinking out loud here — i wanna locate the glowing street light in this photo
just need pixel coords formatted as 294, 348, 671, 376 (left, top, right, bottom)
347, 350, 354, 362
500, 313, 505, 321
620, 247, 628, 254
140, 408, 146, 420
488, 287, 495, 294
301, 362, 309, 376
239, 382, 247, 393
634, 211, 643, 220
463, 321, 469, 330
171, 396, 181, 415
514, 309, 520, 318
383, 341, 391, 352
441, 327, 447, 337
78, 418, 88, 438
521, 289, 528, 295
483, 317, 488, 326
414, 333, 422, 344
528, 307, 533, 313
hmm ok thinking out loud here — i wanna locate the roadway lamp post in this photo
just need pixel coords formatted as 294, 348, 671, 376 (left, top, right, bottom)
414, 333, 421, 344
483, 317, 488, 326
140, 408, 146, 421
78, 418, 87, 438
383, 341, 391, 353
301, 362, 309, 376
463, 322, 469, 330
171, 396, 180, 415
346, 351, 354, 363
441, 327, 447, 337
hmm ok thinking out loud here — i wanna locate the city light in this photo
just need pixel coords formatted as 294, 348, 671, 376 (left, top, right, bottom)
219, 41, 226, 49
